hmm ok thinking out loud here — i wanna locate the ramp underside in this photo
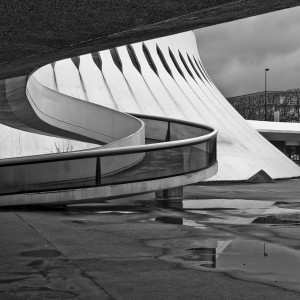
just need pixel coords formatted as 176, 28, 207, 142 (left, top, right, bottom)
0, 1, 299, 79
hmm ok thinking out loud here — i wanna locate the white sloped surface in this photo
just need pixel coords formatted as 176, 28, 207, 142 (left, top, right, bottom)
79, 54, 117, 109
72, 30, 299, 180
100, 50, 141, 112
54, 59, 87, 100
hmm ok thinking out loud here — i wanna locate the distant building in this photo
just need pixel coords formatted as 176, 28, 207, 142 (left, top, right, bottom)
248, 120, 300, 165
227, 90, 300, 122
228, 90, 300, 165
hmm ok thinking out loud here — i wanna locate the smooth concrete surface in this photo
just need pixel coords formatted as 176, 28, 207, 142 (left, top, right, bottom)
1, 181, 300, 299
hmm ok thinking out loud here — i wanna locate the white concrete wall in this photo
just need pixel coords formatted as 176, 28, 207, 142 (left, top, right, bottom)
0, 124, 94, 159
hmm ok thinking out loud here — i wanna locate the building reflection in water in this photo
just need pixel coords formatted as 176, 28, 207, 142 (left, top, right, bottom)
155, 216, 183, 225
187, 247, 216, 268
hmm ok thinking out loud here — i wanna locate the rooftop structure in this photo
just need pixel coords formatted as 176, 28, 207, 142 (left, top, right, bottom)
249, 120, 300, 164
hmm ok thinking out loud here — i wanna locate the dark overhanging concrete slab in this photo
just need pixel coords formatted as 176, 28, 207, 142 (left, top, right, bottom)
0, 0, 299, 79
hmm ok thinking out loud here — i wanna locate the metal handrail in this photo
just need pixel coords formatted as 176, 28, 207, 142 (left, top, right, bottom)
132, 113, 214, 131
0, 113, 217, 167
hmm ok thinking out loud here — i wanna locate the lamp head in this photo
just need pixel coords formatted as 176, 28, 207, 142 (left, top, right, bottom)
265, 68, 269, 71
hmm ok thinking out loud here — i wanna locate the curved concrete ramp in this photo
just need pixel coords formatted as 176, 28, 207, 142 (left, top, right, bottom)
0, 30, 299, 207
0, 45, 217, 206
1, 73, 144, 146
0, 112, 217, 206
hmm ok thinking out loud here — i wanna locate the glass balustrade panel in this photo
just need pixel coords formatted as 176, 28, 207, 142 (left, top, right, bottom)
100, 141, 212, 186
0, 157, 97, 195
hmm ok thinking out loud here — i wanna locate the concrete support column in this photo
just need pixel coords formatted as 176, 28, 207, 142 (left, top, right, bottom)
155, 186, 183, 208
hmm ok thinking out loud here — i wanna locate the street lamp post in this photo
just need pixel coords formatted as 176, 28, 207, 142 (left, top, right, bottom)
265, 68, 269, 121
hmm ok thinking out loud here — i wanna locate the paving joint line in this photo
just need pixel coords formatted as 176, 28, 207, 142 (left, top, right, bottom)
15, 212, 117, 300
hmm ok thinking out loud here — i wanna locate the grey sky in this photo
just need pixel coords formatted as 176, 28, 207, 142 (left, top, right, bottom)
195, 6, 300, 98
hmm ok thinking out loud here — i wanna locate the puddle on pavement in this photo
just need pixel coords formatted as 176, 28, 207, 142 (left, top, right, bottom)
155, 216, 183, 225
20, 249, 61, 258
95, 211, 137, 214
181, 237, 300, 289
182, 199, 300, 224
63, 219, 110, 226
62, 210, 141, 228
68, 219, 86, 224
65, 210, 139, 217
253, 213, 300, 225
154, 216, 207, 229
215, 238, 300, 287
153, 199, 300, 289
187, 247, 217, 268
64, 204, 143, 215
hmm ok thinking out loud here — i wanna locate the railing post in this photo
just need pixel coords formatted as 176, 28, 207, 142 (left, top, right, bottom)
96, 156, 101, 186
155, 121, 184, 208
155, 187, 183, 208
166, 121, 171, 142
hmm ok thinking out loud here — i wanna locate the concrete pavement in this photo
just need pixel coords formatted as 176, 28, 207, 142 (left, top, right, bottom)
1, 181, 300, 299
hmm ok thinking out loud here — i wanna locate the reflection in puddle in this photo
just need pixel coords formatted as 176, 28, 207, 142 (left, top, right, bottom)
95, 211, 137, 214
187, 247, 216, 268
155, 216, 183, 225
20, 249, 61, 258
183, 199, 300, 224
166, 199, 300, 289
217, 239, 300, 286
66, 210, 137, 215
184, 238, 300, 288
69, 219, 85, 224
253, 214, 300, 225
154, 216, 206, 229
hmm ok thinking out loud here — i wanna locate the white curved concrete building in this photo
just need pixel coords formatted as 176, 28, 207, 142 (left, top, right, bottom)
2, 31, 298, 178
0, 30, 299, 205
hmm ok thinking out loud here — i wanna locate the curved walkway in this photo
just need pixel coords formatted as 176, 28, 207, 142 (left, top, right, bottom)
0, 68, 217, 206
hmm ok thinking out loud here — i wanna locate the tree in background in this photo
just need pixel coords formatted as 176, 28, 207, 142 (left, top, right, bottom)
227, 89, 300, 122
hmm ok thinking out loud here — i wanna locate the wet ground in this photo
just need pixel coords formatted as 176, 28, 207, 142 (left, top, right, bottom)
154, 198, 300, 292
1, 180, 300, 299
